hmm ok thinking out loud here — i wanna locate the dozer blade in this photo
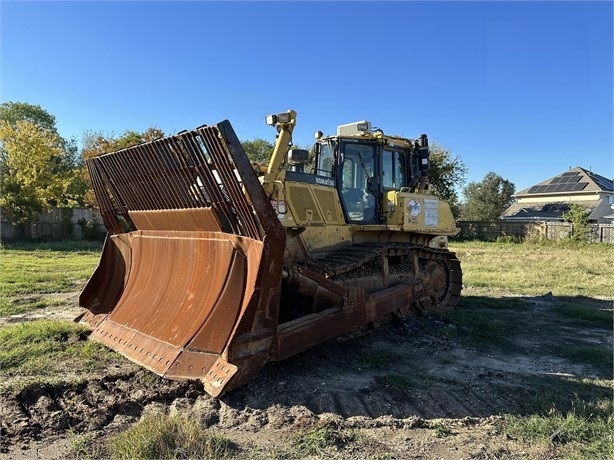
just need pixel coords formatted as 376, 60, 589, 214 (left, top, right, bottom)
79, 121, 285, 397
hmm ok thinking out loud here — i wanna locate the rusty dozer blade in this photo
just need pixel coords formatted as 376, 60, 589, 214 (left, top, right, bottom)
79, 121, 285, 397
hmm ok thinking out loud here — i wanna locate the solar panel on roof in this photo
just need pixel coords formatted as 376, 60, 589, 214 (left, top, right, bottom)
560, 175, 581, 184
561, 171, 579, 176
570, 182, 588, 191
527, 180, 589, 194
551, 177, 562, 184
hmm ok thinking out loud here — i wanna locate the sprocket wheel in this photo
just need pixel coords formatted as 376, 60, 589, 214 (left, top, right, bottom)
422, 260, 451, 309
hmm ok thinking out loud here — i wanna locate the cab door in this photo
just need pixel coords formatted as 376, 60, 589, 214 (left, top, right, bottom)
338, 141, 378, 223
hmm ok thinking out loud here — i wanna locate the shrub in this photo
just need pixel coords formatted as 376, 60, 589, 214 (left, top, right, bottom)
77, 217, 105, 241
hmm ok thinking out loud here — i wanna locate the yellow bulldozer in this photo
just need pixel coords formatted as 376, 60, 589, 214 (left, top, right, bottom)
79, 110, 462, 397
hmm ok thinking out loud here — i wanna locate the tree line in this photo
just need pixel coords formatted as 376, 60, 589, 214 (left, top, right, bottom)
0, 101, 516, 234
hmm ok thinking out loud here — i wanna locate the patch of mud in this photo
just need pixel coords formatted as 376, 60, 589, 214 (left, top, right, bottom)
1, 371, 203, 454
1, 294, 611, 459
0, 368, 521, 459
0, 295, 82, 327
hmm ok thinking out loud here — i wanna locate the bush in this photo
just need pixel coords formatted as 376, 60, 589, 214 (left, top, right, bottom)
562, 203, 590, 242
77, 217, 105, 241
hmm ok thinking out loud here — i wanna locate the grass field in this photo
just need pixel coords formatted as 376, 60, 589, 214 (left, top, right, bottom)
451, 240, 613, 298
0, 240, 102, 315
0, 239, 612, 459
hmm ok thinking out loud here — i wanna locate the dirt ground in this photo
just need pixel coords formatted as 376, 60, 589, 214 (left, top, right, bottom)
0, 290, 612, 459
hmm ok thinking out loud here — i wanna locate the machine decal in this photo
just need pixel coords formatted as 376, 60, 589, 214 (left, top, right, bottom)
407, 199, 422, 217
424, 198, 439, 226
315, 177, 335, 187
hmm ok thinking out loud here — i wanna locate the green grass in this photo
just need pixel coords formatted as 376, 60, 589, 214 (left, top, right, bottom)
557, 345, 613, 373
108, 414, 234, 460
432, 293, 613, 377
450, 241, 614, 298
428, 242, 612, 458
0, 295, 70, 316
555, 300, 613, 329
513, 374, 613, 419
0, 242, 101, 296
0, 239, 612, 458
503, 409, 614, 459
420, 295, 529, 348
293, 424, 361, 457
496, 373, 614, 458
0, 320, 117, 382
0, 241, 101, 316
69, 429, 97, 458
426, 421, 453, 438
434, 295, 612, 377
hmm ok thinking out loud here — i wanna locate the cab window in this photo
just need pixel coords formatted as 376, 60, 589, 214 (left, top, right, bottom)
382, 148, 406, 189
316, 143, 334, 177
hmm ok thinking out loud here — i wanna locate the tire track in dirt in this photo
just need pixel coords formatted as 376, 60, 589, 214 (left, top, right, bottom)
2, 298, 611, 457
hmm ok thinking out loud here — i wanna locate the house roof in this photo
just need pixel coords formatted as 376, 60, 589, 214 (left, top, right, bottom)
501, 199, 602, 221
515, 166, 613, 197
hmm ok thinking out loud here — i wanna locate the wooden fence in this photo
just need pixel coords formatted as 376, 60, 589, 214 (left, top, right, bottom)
454, 220, 614, 244
1, 208, 105, 241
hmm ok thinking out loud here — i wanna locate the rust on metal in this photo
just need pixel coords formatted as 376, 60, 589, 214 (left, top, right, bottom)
79, 233, 132, 316
203, 358, 239, 397
80, 121, 285, 396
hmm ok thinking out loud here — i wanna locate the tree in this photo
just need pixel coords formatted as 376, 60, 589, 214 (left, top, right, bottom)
0, 120, 78, 234
80, 128, 165, 205
461, 172, 516, 221
81, 128, 165, 160
0, 101, 57, 133
562, 202, 590, 242
0, 101, 86, 205
241, 138, 275, 164
427, 142, 468, 218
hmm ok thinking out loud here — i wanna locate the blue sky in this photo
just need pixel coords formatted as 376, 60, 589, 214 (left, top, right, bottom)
1, 1, 612, 194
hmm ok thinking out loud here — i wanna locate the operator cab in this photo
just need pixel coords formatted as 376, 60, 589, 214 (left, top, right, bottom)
313, 121, 429, 225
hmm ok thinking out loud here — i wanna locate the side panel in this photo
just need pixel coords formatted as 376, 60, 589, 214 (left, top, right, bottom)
385, 191, 459, 235
277, 180, 346, 227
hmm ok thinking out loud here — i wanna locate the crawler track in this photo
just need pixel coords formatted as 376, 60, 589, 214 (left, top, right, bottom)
304, 242, 463, 313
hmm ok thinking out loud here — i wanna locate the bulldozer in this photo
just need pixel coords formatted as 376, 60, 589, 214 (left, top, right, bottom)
79, 110, 462, 397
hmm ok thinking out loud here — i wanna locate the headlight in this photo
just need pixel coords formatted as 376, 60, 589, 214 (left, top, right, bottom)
276, 112, 291, 123
265, 114, 277, 126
